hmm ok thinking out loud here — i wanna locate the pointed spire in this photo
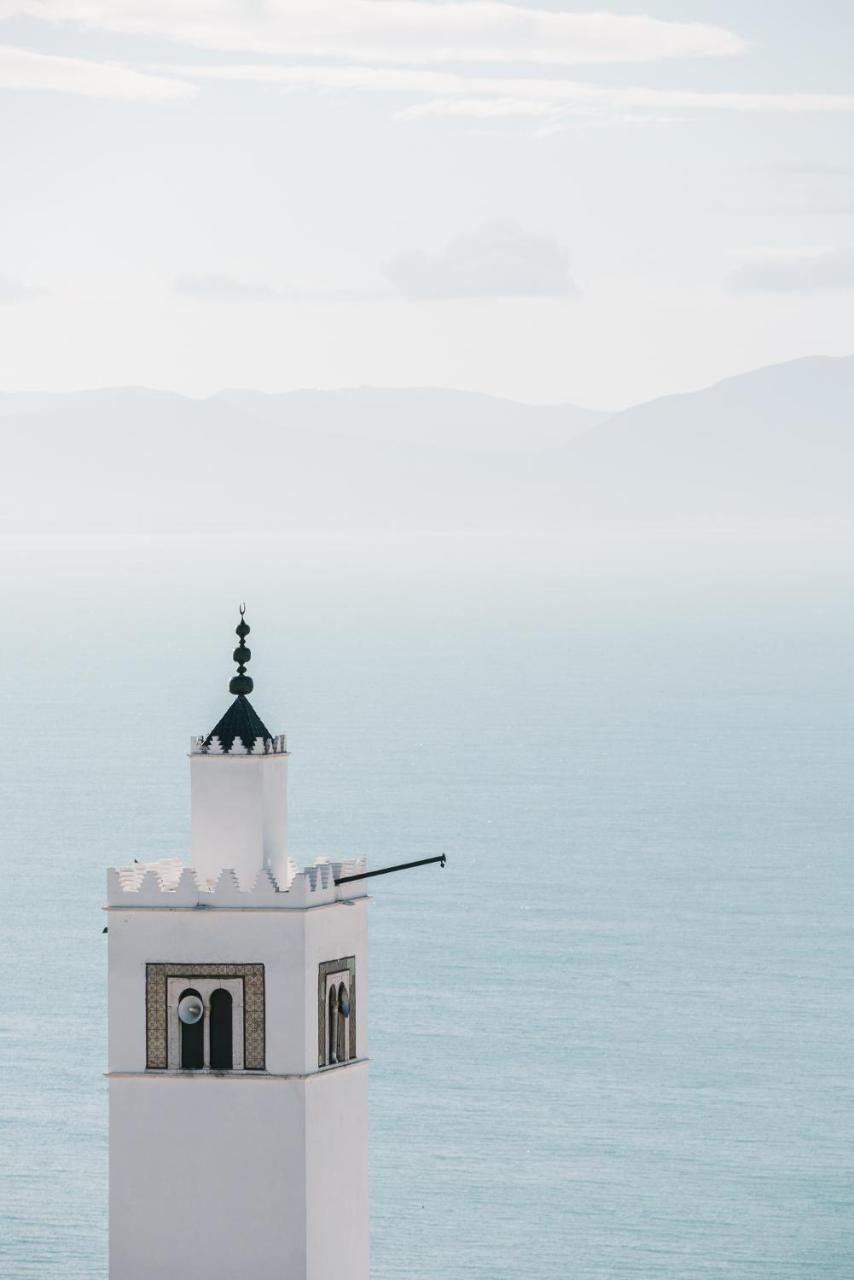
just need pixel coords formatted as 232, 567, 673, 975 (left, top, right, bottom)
202, 606, 274, 754
229, 604, 253, 696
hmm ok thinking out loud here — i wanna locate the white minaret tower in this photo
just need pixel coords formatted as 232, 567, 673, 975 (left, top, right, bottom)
107, 610, 369, 1280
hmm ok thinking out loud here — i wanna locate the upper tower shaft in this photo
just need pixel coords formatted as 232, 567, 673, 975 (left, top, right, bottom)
190, 608, 289, 888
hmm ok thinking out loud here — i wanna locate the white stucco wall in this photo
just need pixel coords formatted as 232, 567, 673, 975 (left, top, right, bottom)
305, 1066, 370, 1280
190, 753, 289, 889
107, 898, 368, 1076
109, 1067, 369, 1280
109, 1076, 308, 1280
108, 894, 369, 1280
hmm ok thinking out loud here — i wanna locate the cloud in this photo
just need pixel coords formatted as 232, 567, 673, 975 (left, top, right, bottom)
383, 222, 575, 299
178, 226, 575, 304
0, 43, 194, 100
765, 162, 854, 178
174, 62, 854, 127
0, 3, 746, 67
401, 96, 556, 121
0, 274, 42, 303
174, 274, 382, 303
729, 247, 854, 293
3, 6, 850, 126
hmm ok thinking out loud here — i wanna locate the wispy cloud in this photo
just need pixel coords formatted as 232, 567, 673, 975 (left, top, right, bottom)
401, 97, 556, 121
2, 5, 848, 126
0, 273, 43, 303
172, 61, 854, 126
729, 247, 854, 293
174, 273, 382, 303
177, 225, 574, 304
383, 222, 575, 298
747, 163, 854, 218
0, 43, 194, 100
0, 3, 746, 67
765, 162, 854, 178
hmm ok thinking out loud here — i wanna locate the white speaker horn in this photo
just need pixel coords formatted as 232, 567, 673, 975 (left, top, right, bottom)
178, 994, 204, 1025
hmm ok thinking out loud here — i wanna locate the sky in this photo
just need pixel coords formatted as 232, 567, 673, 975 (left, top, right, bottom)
0, 1, 852, 408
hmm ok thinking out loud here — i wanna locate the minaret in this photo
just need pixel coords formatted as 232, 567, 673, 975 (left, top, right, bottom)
107, 611, 370, 1280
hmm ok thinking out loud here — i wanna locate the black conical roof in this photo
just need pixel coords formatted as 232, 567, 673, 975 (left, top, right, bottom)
204, 694, 272, 754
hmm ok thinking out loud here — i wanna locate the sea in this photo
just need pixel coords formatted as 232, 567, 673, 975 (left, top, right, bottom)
1, 528, 852, 1278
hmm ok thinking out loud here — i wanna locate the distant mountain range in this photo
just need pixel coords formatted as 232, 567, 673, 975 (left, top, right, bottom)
1, 356, 852, 531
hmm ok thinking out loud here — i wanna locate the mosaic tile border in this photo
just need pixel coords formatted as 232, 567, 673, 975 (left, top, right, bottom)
146, 963, 265, 1070
317, 956, 356, 1068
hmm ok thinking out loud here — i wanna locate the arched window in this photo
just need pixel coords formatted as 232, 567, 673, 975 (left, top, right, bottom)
317, 957, 356, 1070
337, 982, 349, 1065
179, 988, 204, 1070
328, 986, 339, 1064
209, 988, 233, 1070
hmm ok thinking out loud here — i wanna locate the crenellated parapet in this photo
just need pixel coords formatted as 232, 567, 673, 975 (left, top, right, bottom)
106, 856, 367, 909
190, 733, 287, 756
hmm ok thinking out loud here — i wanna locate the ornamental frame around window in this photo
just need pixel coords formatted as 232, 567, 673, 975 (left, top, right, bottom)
317, 956, 357, 1068
146, 963, 265, 1070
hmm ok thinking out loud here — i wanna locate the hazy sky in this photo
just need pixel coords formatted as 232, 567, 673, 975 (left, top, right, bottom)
0, 1, 853, 407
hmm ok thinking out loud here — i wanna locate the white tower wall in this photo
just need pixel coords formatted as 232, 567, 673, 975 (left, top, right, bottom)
109, 1078, 309, 1280
190, 751, 289, 889
107, 870, 370, 1280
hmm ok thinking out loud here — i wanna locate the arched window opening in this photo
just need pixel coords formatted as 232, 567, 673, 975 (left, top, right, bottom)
317, 957, 356, 1071
337, 982, 349, 1065
179, 988, 204, 1070
209, 988, 233, 1070
328, 986, 339, 1065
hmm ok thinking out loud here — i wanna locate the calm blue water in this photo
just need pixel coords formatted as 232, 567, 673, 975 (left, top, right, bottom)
1, 533, 853, 1278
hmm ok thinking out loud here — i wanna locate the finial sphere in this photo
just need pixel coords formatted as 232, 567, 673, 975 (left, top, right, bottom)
229, 605, 254, 695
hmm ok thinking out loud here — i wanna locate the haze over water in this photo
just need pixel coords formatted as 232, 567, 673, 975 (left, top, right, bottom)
1, 529, 852, 1278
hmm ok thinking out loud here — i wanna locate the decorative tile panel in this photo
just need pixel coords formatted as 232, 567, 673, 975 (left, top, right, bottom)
146, 963, 265, 1070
